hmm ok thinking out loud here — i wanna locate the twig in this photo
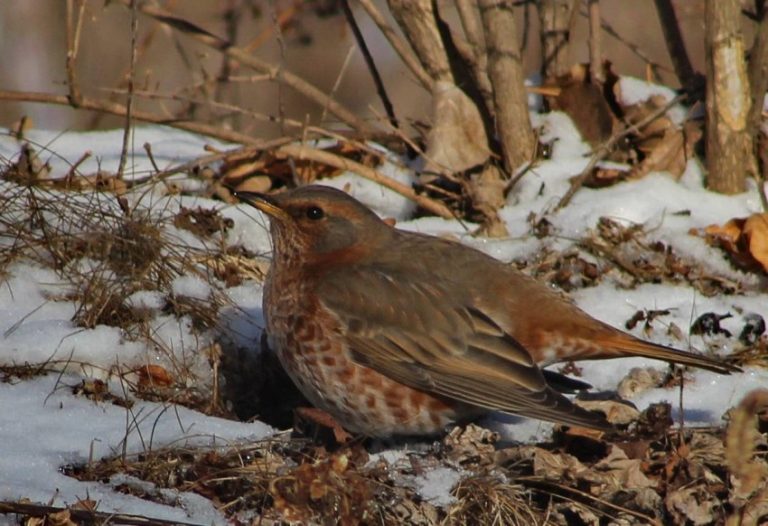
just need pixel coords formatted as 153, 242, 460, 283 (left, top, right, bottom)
356, 0, 434, 90
65, 0, 87, 106
0, 90, 265, 145
143, 143, 160, 173
577, 5, 671, 79
555, 93, 687, 210
64, 151, 92, 182
341, 0, 399, 129
320, 46, 356, 125
519, 478, 661, 525
277, 142, 454, 218
587, 0, 603, 83
89, 0, 171, 128
117, 0, 139, 180
123, 0, 374, 134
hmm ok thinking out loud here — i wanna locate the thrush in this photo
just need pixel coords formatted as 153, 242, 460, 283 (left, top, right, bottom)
235, 185, 739, 438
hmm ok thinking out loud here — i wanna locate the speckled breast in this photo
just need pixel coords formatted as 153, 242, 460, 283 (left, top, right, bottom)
262, 268, 469, 437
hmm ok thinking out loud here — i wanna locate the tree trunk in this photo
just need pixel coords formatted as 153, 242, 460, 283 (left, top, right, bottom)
478, 0, 536, 173
705, 0, 756, 194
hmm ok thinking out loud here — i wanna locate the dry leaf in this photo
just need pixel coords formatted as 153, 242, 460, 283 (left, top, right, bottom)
576, 399, 640, 425
136, 364, 174, 388
695, 213, 768, 273
425, 81, 489, 173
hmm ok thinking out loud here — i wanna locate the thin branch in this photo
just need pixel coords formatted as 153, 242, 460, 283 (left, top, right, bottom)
0, 90, 263, 145
65, 0, 87, 106
356, 0, 433, 90
341, 0, 399, 129
117, 0, 139, 180
122, 0, 374, 134
556, 93, 687, 210
587, 0, 604, 83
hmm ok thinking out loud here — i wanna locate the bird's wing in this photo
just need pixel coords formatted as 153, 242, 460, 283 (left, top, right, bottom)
319, 268, 611, 431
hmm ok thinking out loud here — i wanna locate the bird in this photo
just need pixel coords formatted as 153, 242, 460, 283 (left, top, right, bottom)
234, 185, 739, 438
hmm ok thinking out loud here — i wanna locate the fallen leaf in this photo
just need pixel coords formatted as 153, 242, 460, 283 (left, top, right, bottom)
694, 213, 768, 273
425, 80, 490, 173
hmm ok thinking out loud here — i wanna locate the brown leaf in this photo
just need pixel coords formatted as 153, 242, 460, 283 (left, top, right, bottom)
136, 364, 174, 388
425, 81, 490, 173
695, 213, 768, 273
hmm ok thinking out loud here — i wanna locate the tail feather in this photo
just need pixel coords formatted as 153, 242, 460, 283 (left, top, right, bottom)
602, 335, 740, 374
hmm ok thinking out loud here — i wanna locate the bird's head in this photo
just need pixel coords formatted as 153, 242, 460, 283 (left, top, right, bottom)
234, 185, 393, 266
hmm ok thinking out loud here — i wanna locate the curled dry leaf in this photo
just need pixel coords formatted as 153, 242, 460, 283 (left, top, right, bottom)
692, 213, 768, 273
726, 389, 768, 503
424, 81, 490, 174
620, 94, 701, 180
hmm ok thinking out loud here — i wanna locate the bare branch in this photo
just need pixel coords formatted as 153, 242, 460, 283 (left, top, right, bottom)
122, 0, 374, 134
65, 0, 87, 106
117, 0, 139, 180
356, 0, 433, 90
0, 90, 263, 145
387, 0, 452, 83
653, 0, 701, 91
587, 0, 604, 83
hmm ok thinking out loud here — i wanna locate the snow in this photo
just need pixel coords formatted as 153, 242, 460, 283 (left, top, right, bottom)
413, 466, 463, 508
1, 77, 767, 521
0, 374, 271, 524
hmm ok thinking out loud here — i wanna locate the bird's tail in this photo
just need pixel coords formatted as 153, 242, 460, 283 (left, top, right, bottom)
599, 335, 740, 374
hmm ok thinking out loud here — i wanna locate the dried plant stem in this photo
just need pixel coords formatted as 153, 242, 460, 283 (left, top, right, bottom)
65, 0, 87, 106
117, 0, 138, 180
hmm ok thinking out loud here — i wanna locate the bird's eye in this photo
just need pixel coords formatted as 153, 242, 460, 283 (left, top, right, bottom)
306, 206, 325, 220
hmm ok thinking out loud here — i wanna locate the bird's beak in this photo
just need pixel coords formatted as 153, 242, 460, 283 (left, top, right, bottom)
232, 190, 290, 222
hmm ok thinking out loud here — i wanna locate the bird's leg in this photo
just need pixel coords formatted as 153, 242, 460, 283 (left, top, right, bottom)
294, 406, 353, 444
